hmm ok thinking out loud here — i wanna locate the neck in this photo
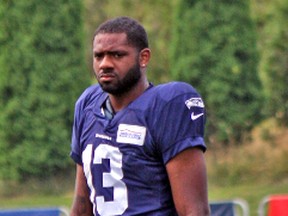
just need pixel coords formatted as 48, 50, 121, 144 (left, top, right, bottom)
109, 79, 149, 112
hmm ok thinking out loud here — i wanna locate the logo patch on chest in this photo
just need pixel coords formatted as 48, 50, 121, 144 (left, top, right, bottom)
116, 124, 146, 146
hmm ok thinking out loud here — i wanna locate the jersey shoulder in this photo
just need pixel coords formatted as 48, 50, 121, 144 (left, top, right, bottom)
132, 81, 203, 111
153, 81, 201, 100
75, 84, 104, 112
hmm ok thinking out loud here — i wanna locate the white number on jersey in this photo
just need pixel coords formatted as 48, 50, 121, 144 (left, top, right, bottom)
82, 144, 128, 215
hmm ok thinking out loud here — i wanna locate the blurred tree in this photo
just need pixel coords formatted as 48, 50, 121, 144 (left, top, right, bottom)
252, 0, 288, 125
170, 0, 264, 145
0, 0, 90, 180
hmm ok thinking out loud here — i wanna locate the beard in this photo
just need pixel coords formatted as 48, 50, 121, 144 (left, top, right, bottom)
98, 62, 142, 96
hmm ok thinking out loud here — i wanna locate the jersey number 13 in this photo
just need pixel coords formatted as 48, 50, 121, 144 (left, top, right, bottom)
82, 144, 128, 215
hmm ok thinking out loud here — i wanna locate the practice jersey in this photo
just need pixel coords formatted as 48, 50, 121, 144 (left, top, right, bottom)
70, 81, 206, 216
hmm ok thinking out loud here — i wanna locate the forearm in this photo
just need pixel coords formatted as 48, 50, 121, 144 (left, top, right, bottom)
174, 197, 210, 216
176, 203, 210, 216
70, 195, 93, 216
70, 164, 93, 216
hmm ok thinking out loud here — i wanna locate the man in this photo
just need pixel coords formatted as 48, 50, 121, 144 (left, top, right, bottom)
70, 16, 210, 216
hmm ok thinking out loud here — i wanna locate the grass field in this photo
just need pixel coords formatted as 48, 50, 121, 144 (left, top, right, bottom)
0, 181, 287, 216
0, 193, 72, 208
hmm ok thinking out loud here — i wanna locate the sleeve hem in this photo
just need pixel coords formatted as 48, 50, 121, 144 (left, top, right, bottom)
163, 136, 206, 164
70, 151, 83, 165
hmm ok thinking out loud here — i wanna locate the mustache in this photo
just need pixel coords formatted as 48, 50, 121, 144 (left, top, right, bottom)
99, 68, 114, 74
97, 69, 116, 78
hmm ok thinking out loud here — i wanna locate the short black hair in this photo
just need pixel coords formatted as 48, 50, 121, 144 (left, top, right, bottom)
93, 16, 149, 51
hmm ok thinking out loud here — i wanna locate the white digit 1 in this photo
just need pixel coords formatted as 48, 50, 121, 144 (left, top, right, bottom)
82, 144, 96, 210
82, 144, 128, 216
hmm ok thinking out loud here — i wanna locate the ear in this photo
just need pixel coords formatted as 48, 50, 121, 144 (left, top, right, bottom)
139, 48, 151, 68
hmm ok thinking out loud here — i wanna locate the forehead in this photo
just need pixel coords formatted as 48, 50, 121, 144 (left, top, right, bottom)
93, 33, 130, 51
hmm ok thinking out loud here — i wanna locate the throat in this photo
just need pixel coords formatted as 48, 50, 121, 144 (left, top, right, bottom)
109, 81, 151, 112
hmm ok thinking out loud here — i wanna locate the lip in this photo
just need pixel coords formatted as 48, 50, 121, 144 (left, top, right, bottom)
99, 73, 115, 82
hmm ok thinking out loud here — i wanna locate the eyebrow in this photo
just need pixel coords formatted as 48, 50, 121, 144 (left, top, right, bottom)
93, 50, 129, 57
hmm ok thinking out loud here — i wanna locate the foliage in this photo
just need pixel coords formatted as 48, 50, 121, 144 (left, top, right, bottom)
0, 0, 287, 181
252, 0, 288, 125
0, 0, 90, 180
170, 0, 264, 144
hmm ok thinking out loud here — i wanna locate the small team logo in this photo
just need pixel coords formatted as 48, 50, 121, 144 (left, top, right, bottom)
185, 97, 204, 109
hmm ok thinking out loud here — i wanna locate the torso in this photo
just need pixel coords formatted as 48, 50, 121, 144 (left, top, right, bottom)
71, 82, 206, 215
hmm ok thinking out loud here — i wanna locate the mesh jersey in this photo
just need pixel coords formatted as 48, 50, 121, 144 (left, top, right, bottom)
70, 81, 206, 216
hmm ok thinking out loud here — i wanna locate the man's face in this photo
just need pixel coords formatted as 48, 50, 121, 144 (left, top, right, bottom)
93, 33, 141, 95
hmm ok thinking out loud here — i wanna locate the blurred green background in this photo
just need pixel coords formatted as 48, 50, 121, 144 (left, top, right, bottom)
0, 0, 287, 215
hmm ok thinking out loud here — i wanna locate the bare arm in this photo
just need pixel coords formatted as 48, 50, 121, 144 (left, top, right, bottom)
70, 164, 93, 216
166, 147, 210, 216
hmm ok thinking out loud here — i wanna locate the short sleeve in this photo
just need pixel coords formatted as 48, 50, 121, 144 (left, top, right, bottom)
151, 83, 206, 164
69, 85, 99, 165
70, 99, 84, 165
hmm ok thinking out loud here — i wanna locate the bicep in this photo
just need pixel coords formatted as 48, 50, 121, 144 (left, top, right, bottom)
70, 164, 93, 216
166, 147, 210, 216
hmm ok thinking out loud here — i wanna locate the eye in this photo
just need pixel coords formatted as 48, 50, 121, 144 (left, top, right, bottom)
112, 52, 126, 59
94, 52, 103, 60
114, 53, 121, 58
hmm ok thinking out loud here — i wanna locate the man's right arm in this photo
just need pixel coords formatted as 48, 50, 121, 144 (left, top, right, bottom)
70, 164, 93, 216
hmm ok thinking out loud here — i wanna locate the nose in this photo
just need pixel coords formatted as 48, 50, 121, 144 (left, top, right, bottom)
98, 55, 113, 69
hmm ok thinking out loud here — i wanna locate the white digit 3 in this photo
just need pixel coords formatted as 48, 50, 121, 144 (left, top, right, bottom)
82, 144, 128, 216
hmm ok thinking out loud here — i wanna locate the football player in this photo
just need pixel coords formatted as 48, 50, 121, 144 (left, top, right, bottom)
70, 16, 210, 216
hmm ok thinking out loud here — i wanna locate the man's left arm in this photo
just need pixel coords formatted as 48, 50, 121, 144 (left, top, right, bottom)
166, 147, 210, 216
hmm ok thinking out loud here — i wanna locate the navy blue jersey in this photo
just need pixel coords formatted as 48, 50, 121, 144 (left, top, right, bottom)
70, 81, 206, 216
